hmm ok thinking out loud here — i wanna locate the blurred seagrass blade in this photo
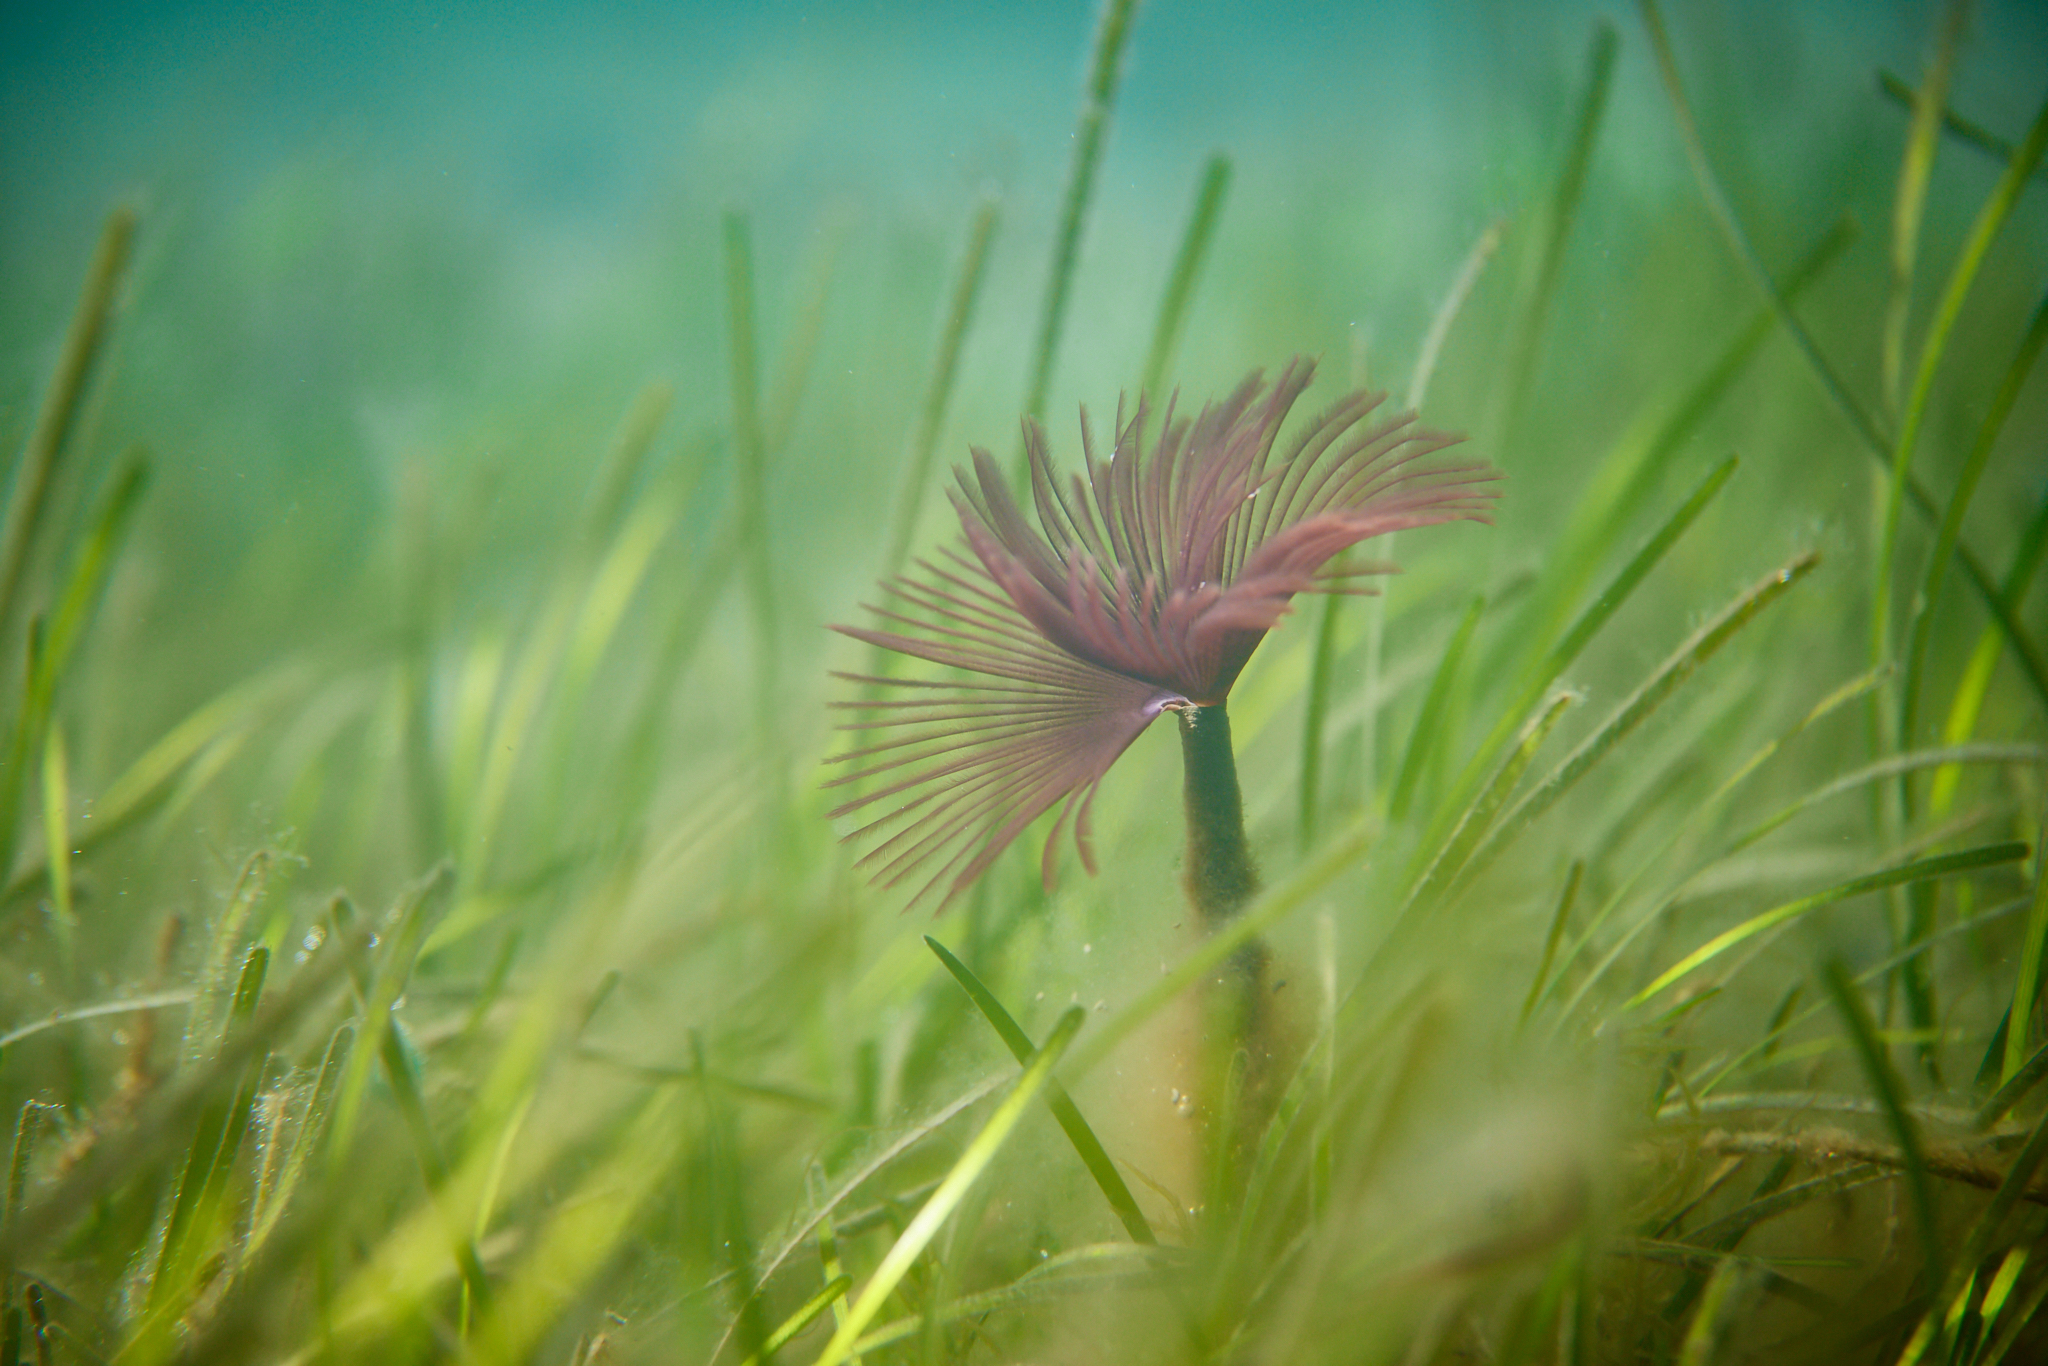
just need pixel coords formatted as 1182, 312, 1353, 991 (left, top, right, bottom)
1622, 842, 2028, 1013
1879, 68, 2048, 181
881, 195, 1000, 586
1423, 454, 1739, 870
1897, 289, 2048, 798
1016, 0, 1140, 477
0, 659, 313, 915
1875, 81, 2048, 773
1496, 18, 1617, 461
1510, 215, 1852, 676
812, 1007, 1085, 1366
137, 945, 268, 1342
462, 1081, 691, 1365
1453, 552, 1821, 905
1637, 0, 2048, 712
0, 206, 134, 636
723, 208, 778, 716
1302, 219, 1501, 848
1139, 153, 1231, 410
1821, 958, 1946, 1289
1931, 488, 2048, 817
706, 1073, 1009, 1366
1878, 0, 1967, 418
924, 934, 1156, 1244
1388, 593, 1485, 825
0, 450, 148, 879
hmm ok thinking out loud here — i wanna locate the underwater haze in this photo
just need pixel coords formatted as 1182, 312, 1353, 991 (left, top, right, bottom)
3, 0, 2048, 1362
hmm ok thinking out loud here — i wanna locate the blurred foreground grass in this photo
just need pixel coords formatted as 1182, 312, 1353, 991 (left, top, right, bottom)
2, 2, 2047, 1362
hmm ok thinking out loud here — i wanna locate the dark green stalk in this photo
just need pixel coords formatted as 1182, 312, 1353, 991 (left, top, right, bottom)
1178, 700, 1274, 1209
1179, 703, 1257, 926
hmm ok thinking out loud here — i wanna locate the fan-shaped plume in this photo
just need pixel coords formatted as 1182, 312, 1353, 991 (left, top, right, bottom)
830, 357, 1498, 912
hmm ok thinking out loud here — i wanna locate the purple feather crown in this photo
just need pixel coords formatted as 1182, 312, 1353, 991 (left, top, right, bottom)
829, 357, 1499, 913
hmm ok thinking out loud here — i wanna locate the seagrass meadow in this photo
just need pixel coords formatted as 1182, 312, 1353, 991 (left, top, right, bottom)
1, 0, 2046, 1361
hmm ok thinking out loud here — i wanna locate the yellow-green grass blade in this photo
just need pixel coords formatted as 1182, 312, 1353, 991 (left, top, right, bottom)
707, 1075, 1009, 1366
1515, 218, 1852, 685
1976, 1248, 2034, 1365
1534, 669, 1883, 1025
699, 1030, 770, 1361
39, 723, 72, 966
1454, 551, 1818, 904
182, 849, 278, 1063
1821, 958, 1946, 1289
0, 453, 148, 874
1681, 889, 2031, 1104
1521, 861, 1585, 1027
0, 908, 365, 1268
812, 1007, 1085, 1366
740, 1274, 853, 1366
1625, 842, 2028, 1011
581, 380, 673, 553
1719, 744, 2048, 862
1876, 87, 2048, 763
1900, 290, 2048, 789
145, 945, 269, 1318
246, 1021, 351, 1260
1389, 593, 1484, 824
1899, 1100, 2048, 1365
1676, 1256, 1762, 1366
1933, 489, 2048, 815
1435, 454, 1737, 860
325, 863, 454, 1171
1140, 153, 1231, 407
32, 452, 148, 700
924, 935, 1154, 1244
841, 1244, 1169, 1358
762, 209, 850, 463
2002, 830, 2048, 1084
0, 206, 134, 631
463, 1083, 692, 1366
91, 660, 310, 840
1402, 689, 1578, 932
1017, 0, 1139, 460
